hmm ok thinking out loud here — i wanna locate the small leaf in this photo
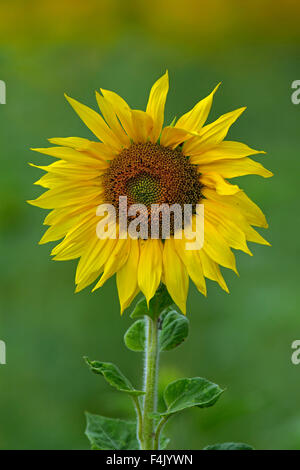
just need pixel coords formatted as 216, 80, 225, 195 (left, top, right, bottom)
130, 297, 148, 320
131, 285, 173, 320
85, 412, 139, 450
204, 442, 254, 450
124, 319, 146, 352
125, 308, 189, 353
161, 377, 224, 416
160, 309, 189, 351
160, 435, 170, 450
85, 358, 144, 396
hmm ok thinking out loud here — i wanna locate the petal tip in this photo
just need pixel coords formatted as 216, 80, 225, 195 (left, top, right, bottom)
26, 199, 36, 206
120, 306, 125, 316
64, 93, 74, 106
181, 305, 187, 315
214, 82, 222, 92
74, 284, 82, 294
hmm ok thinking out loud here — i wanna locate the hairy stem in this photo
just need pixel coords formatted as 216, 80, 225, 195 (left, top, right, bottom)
141, 315, 160, 450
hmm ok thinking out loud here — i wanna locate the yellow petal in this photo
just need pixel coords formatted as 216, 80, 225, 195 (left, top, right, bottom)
200, 172, 240, 195
160, 126, 195, 148
48, 137, 116, 160
40, 206, 95, 244
183, 107, 246, 155
100, 88, 135, 139
52, 221, 98, 261
34, 173, 61, 189
130, 110, 154, 143
190, 140, 265, 164
173, 238, 206, 296
117, 239, 140, 314
176, 82, 221, 132
76, 237, 117, 285
163, 238, 189, 315
146, 71, 169, 142
65, 94, 121, 151
245, 226, 270, 246
204, 200, 252, 255
199, 250, 229, 293
199, 157, 273, 178
39, 213, 83, 244
27, 183, 101, 209
93, 238, 131, 290
31, 146, 107, 167
203, 194, 270, 245
40, 225, 70, 244
95, 91, 130, 147
138, 239, 163, 306
33, 172, 102, 189
52, 242, 84, 261
52, 215, 98, 259
204, 220, 238, 273
30, 160, 107, 179
203, 187, 269, 228
43, 206, 79, 226
75, 270, 103, 293
43, 203, 99, 227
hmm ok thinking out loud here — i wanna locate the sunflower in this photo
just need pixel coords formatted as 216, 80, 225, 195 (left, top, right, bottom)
28, 72, 272, 314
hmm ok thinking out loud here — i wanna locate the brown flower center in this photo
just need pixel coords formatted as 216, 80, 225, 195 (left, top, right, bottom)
102, 142, 202, 236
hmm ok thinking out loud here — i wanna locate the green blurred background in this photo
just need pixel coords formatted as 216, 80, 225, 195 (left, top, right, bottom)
0, 0, 299, 450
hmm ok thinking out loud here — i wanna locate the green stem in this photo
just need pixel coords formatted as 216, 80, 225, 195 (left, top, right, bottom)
141, 315, 160, 450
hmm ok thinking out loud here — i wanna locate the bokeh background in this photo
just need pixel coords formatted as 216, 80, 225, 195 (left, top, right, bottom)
0, 0, 299, 450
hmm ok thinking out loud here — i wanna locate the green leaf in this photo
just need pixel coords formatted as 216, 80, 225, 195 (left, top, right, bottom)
204, 442, 254, 450
160, 377, 224, 416
124, 319, 146, 352
160, 309, 189, 351
131, 285, 174, 320
130, 297, 148, 319
85, 358, 144, 396
160, 435, 170, 450
85, 412, 170, 450
124, 308, 189, 353
85, 412, 139, 450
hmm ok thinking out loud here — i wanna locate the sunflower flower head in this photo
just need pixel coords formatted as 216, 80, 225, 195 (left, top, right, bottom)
28, 72, 272, 315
